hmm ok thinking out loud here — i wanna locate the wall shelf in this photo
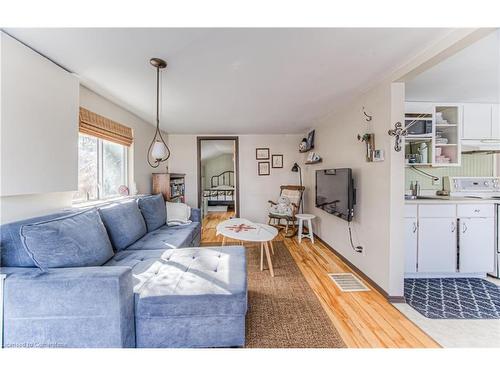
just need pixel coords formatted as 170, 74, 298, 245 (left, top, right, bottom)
305, 159, 322, 165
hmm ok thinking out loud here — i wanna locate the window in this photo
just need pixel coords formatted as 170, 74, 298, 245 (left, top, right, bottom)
74, 134, 128, 202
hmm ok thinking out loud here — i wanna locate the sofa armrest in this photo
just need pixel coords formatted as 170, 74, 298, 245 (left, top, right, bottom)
190, 207, 201, 223
2, 266, 135, 348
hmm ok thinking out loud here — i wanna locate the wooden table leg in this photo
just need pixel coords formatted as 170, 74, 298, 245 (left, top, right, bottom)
222, 236, 226, 246
260, 242, 264, 271
264, 241, 274, 277
270, 240, 275, 255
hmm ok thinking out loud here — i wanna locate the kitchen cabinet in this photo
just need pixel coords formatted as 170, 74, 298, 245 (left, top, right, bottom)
405, 203, 496, 276
418, 217, 457, 273
459, 218, 495, 273
462, 103, 493, 140
405, 218, 418, 273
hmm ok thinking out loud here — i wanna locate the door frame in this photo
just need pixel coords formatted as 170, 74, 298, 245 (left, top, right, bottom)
197, 136, 240, 217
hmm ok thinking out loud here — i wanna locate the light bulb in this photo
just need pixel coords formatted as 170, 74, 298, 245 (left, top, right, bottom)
151, 140, 168, 161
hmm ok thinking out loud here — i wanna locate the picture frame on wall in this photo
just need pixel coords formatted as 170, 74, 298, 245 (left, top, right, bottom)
306, 129, 315, 150
271, 154, 283, 168
256, 147, 270, 160
258, 161, 270, 176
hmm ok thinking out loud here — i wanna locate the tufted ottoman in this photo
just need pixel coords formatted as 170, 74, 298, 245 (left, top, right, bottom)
106, 246, 247, 348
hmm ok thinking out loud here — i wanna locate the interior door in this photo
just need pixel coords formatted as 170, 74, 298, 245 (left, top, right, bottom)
418, 217, 457, 273
459, 218, 495, 273
405, 218, 418, 273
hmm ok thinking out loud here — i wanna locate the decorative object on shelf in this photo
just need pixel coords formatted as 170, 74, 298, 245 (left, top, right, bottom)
418, 142, 429, 164
118, 185, 129, 196
256, 147, 270, 160
306, 151, 322, 164
306, 130, 315, 150
298, 138, 308, 152
258, 161, 270, 175
363, 106, 373, 122
388, 121, 407, 152
271, 154, 283, 168
147, 58, 171, 168
299, 130, 315, 152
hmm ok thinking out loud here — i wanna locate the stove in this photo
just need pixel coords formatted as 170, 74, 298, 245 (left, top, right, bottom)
442, 176, 500, 199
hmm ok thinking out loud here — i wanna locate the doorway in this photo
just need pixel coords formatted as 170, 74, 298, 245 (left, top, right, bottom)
197, 137, 240, 220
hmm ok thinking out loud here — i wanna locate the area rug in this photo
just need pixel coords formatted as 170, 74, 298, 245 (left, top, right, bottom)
202, 241, 346, 348
405, 278, 500, 319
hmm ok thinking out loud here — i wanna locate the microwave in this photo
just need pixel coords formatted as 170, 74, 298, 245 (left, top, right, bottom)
405, 119, 432, 135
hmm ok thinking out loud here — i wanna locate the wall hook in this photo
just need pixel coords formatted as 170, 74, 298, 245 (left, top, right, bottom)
363, 107, 372, 122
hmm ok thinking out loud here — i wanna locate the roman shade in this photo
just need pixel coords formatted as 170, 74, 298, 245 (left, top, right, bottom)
79, 107, 133, 146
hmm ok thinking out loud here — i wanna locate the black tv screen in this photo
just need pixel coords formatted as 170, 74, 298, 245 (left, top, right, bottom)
315, 168, 355, 221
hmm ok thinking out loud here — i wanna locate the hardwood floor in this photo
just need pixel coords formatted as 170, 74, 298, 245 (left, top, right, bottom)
201, 211, 440, 348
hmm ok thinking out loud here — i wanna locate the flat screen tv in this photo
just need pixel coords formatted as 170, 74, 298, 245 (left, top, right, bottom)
315, 168, 355, 222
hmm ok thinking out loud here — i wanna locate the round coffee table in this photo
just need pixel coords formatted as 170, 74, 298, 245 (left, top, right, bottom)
216, 218, 278, 277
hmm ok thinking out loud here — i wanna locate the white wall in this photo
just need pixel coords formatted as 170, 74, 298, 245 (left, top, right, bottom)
302, 82, 405, 297
168, 134, 301, 223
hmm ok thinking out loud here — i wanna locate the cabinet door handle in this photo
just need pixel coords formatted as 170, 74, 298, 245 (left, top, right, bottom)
451, 222, 456, 232
462, 222, 468, 233
412, 222, 418, 233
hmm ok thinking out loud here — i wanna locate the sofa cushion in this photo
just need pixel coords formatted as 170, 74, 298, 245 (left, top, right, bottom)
125, 222, 200, 251
106, 246, 247, 317
1, 210, 78, 267
19, 209, 114, 270
99, 201, 147, 251
137, 194, 166, 232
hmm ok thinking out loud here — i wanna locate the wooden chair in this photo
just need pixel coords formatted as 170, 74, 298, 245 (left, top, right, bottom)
268, 185, 305, 237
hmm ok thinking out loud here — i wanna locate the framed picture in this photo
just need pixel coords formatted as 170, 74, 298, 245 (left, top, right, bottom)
306, 130, 315, 150
258, 161, 270, 176
256, 147, 270, 160
271, 154, 283, 168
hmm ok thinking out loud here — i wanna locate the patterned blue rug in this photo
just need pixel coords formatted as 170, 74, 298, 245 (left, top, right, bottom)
404, 278, 500, 319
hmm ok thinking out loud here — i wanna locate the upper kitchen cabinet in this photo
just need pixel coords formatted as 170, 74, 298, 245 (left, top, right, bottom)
462, 103, 495, 140
0, 32, 79, 197
404, 102, 461, 167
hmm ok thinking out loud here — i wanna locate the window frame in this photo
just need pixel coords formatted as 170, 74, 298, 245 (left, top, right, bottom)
73, 133, 129, 203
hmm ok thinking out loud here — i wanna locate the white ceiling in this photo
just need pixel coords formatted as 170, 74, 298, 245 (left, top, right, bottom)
200, 139, 234, 161
5, 28, 454, 134
406, 30, 500, 103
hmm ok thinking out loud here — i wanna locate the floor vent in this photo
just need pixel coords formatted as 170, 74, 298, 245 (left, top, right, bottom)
328, 273, 370, 292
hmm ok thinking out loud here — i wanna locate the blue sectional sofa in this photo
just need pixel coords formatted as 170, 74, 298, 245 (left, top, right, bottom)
0, 195, 247, 348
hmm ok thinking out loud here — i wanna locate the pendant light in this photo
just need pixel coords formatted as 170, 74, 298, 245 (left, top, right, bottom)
147, 57, 171, 168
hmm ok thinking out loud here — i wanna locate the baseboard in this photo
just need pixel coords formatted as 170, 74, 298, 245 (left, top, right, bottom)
314, 234, 406, 304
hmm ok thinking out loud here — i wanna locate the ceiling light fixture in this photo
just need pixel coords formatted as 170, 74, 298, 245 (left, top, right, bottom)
147, 57, 170, 168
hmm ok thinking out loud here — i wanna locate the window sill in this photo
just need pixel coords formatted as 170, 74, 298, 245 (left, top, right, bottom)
72, 195, 144, 209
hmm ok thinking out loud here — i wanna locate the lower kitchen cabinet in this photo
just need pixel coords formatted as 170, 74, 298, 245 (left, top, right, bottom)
417, 217, 457, 273
405, 203, 496, 275
459, 217, 495, 273
404, 218, 418, 273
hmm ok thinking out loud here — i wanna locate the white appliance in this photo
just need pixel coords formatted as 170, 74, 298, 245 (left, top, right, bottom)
442, 176, 500, 278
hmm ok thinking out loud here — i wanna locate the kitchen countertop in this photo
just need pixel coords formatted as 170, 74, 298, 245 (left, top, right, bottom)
405, 196, 500, 204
